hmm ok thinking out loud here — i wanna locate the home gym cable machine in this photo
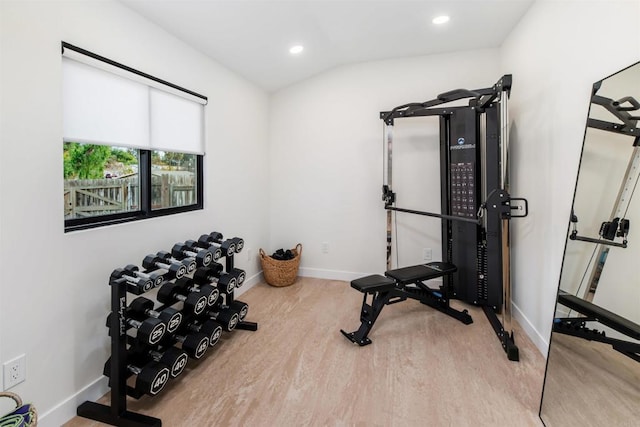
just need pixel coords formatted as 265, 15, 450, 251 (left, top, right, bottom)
341, 75, 528, 361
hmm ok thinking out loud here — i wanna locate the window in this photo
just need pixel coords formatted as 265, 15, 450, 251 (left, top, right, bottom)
64, 143, 140, 219
151, 150, 198, 210
62, 42, 206, 231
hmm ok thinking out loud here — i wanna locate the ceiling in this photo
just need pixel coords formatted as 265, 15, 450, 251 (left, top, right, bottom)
119, 0, 534, 92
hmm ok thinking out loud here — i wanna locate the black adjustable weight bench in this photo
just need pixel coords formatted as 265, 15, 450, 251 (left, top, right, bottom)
341, 262, 473, 346
554, 290, 640, 362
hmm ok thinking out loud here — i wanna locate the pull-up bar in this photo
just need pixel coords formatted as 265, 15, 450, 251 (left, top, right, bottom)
381, 75, 512, 125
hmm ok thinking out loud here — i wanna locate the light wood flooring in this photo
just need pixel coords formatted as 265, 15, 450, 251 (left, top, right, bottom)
65, 277, 546, 426
540, 332, 640, 427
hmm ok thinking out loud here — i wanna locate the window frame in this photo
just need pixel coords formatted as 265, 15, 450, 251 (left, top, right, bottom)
62, 42, 206, 232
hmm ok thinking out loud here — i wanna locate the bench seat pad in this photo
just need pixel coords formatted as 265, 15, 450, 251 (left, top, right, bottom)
350, 275, 396, 293
385, 262, 457, 284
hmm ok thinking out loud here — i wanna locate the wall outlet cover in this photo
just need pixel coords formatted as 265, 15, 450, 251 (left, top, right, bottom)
3, 354, 26, 390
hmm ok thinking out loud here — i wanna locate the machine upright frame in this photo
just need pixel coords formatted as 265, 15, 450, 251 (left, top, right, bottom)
379, 75, 526, 360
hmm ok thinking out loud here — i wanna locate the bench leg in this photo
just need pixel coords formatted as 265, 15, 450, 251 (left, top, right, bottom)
341, 291, 394, 346
419, 291, 473, 325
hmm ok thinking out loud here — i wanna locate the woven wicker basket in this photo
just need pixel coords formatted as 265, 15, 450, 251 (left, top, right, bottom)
260, 243, 302, 287
0, 391, 37, 426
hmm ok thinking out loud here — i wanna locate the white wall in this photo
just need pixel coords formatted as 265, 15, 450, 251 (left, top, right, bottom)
269, 49, 501, 280
2, 0, 640, 423
500, 0, 640, 353
0, 1, 269, 424
269, 0, 640, 358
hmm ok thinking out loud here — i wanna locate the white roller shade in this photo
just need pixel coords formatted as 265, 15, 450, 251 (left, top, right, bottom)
150, 88, 204, 154
62, 47, 207, 106
62, 46, 206, 154
62, 58, 149, 148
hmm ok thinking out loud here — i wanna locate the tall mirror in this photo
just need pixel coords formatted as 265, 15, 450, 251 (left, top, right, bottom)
540, 62, 640, 426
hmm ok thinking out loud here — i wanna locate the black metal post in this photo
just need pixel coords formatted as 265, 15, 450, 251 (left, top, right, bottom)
225, 254, 258, 331
77, 277, 162, 426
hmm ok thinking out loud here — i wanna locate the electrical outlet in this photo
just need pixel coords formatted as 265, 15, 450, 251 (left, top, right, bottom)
247, 248, 252, 262
423, 248, 432, 262
321, 242, 329, 254
3, 354, 26, 390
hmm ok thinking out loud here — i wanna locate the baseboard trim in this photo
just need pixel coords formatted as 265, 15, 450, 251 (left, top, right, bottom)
298, 267, 369, 282
38, 376, 109, 427
512, 301, 549, 358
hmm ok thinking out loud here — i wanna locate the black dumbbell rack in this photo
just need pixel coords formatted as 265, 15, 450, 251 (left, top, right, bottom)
226, 255, 257, 332
77, 242, 256, 426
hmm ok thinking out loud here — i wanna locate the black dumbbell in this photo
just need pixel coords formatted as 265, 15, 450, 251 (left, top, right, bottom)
128, 296, 183, 334
144, 347, 188, 379
174, 277, 219, 307
157, 251, 197, 275
157, 281, 209, 316
183, 319, 223, 348
124, 264, 166, 288
203, 263, 245, 288
126, 343, 189, 379
171, 242, 214, 268
192, 264, 237, 295
216, 231, 244, 254
106, 312, 166, 346
185, 239, 222, 261
171, 332, 209, 360
197, 233, 236, 257
209, 232, 245, 254
103, 357, 170, 396
199, 305, 239, 332
228, 267, 246, 287
228, 300, 249, 322
214, 299, 248, 323
110, 268, 154, 295
231, 236, 244, 253
142, 254, 187, 280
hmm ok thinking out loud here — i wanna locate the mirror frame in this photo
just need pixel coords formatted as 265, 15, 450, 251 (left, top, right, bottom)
539, 60, 640, 426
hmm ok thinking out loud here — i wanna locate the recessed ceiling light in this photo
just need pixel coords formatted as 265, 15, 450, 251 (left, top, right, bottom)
432, 15, 450, 25
289, 45, 304, 55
